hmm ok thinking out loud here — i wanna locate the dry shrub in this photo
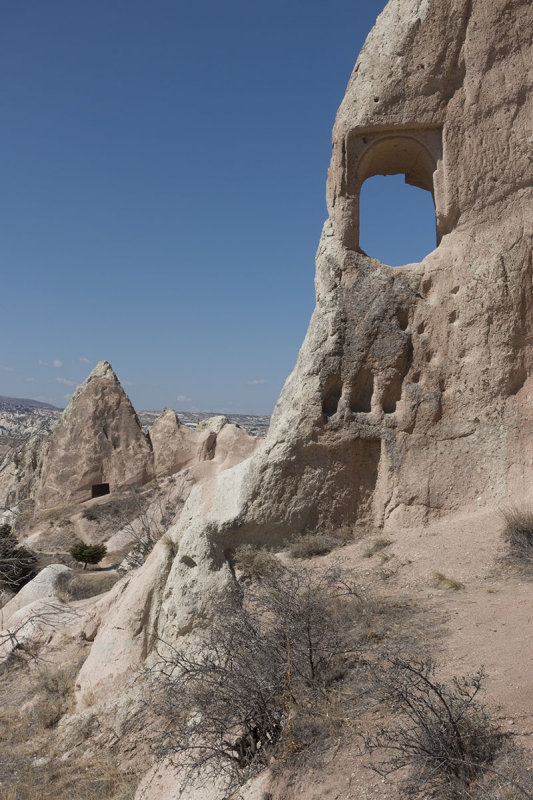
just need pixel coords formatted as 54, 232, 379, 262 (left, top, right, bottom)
144, 564, 373, 794
289, 534, 339, 558
431, 571, 465, 591
118, 496, 176, 572
500, 506, 533, 569
0, 755, 138, 800
367, 656, 511, 800
364, 537, 392, 558
233, 544, 282, 581
55, 570, 119, 602
464, 741, 533, 799
287, 526, 354, 560
28, 660, 82, 730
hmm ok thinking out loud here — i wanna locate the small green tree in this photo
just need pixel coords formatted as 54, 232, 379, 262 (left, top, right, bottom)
0, 523, 38, 591
69, 542, 107, 570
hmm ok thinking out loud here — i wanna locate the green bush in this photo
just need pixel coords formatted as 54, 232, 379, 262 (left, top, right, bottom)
69, 542, 107, 569
0, 523, 37, 591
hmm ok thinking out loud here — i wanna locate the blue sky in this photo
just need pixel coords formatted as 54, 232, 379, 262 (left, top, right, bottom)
1, 0, 436, 414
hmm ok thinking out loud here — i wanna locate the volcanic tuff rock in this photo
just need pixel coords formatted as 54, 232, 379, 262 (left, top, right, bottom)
2, 2, 531, 798
150, 409, 260, 478
150, 409, 200, 477
34, 362, 155, 509
63, 0, 532, 705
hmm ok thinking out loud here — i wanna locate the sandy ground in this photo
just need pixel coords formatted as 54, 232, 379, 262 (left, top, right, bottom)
256, 505, 533, 799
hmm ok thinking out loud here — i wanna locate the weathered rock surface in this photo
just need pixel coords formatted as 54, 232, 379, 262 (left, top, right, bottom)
232, 0, 533, 534
34, 362, 155, 509
149, 409, 200, 477
71, 0, 532, 723
150, 409, 261, 479
0, 564, 72, 627
5, 2, 531, 799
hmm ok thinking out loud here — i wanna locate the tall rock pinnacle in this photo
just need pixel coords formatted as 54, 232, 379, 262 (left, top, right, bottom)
35, 361, 155, 509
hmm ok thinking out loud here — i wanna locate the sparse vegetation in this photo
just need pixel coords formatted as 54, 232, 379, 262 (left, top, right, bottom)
69, 542, 107, 570
0, 755, 138, 800
233, 543, 282, 581
0, 523, 37, 592
367, 656, 510, 799
288, 526, 353, 559
431, 571, 465, 591
55, 569, 120, 602
145, 564, 375, 794
500, 506, 533, 568
116, 496, 176, 573
364, 537, 392, 558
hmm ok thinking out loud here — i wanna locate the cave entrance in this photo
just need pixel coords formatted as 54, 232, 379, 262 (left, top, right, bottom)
359, 174, 437, 266
91, 482, 110, 498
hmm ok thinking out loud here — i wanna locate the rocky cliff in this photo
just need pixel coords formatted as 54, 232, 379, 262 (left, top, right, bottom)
1, 1, 531, 798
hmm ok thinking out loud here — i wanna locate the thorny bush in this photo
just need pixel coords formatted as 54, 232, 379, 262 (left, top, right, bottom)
144, 564, 371, 794
364, 655, 533, 800
0, 523, 37, 592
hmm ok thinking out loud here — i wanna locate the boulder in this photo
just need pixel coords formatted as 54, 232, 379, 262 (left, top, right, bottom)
0, 564, 73, 627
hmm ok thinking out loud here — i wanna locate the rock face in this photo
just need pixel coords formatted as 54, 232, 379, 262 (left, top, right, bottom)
7, 4, 531, 798
230, 0, 533, 533
35, 362, 155, 509
72, 0, 533, 703
150, 410, 261, 479
150, 409, 200, 477
0, 564, 73, 627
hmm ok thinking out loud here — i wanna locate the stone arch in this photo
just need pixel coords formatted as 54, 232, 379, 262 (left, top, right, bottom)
338, 127, 446, 254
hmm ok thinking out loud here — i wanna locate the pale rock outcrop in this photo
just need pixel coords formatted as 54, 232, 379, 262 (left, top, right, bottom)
150, 410, 261, 478
75, 0, 531, 716
196, 415, 229, 435
1, 564, 73, 625
3, 433, 47, 508
0, 564, 74, 648
150, 409, 199, 477
35, 362, 155, 509
15, 1, 532, 796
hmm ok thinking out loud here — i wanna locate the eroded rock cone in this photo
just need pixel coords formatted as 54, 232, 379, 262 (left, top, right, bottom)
150, 409, 200, 477
35, 361, 154, 509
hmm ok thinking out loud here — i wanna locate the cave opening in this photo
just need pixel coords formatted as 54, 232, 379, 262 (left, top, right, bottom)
91, 482, 110, 498
359, 174, 437, 266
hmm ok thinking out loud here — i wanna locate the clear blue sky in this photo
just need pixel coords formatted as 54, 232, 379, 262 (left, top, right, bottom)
1, 0, 436, 414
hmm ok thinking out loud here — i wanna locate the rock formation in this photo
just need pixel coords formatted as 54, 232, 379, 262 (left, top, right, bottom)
150, 411, 259, 479
150, 409, 200, 477
65, 0, 532, 710
219, 0, 533, 535
1, 2, 531, 798
34, 362, 155, 510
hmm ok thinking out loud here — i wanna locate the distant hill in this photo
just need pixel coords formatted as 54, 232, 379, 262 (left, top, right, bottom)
0, 395, 60, 410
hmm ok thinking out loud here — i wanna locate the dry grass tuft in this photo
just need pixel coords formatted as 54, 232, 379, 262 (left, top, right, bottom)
55, 570, 120, 602
364, 537, 392, 558
0, 755, 138, 800
233, 544, 282, 581
288, 527, 353, 559
431, 571, 465, 591
500, 505, 533, 570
